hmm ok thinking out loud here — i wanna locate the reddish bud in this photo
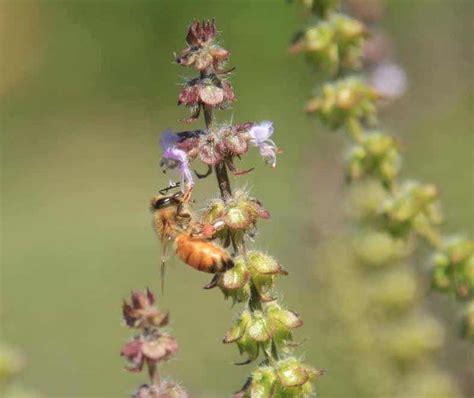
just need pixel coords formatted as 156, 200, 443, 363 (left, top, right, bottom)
123, 289, 169, 329
186, 20, 216, 47
121, 333, 178, 372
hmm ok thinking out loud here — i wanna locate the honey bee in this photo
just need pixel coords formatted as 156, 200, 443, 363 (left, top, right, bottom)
150, 184, 234, 290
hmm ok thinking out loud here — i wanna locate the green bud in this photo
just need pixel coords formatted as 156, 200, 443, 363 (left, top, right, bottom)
347, 132, 401, 186
236, 333, 260, 363
224, 206, 249, 230
204, 198, 225, 223
387, 317, 444, 365
246, 251, 287, 301
224, 310, 261, 363
249, 367, 277, 398
300, 0, 340, 17
307, 78, 378, 129
224, 310, 252, 343
0, 345, 24, 383
292, 12, 366, 73
381, 181, 442, 238
297, 23, 339, 74
333, 14, 366, 41
353, 230, 407, 267
276, 358, 309, 387
432, 237, 474, 299
248, 311, 272, 342
432, 266, 452, 292
219, 257, 250, 303
266, 303, 303, 344
370, 269, 417, 313
247, 251, 283, 275
346, 179, 389, 219
242, 361, 321, 398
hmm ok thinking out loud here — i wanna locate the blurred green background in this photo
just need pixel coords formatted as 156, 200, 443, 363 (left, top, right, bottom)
1, 0, 473, 397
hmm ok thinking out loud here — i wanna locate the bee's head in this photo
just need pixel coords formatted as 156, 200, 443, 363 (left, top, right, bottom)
150, 192, 182, 211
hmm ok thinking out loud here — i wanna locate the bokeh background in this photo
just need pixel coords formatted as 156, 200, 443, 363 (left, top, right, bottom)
1, 0, 473, 397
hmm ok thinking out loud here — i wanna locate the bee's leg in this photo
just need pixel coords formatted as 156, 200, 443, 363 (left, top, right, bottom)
160, 238, 170, 294
176, 205, 193, 232
190, 219, 225, 240
203, 273, 221, 289
176, 203, 192, 219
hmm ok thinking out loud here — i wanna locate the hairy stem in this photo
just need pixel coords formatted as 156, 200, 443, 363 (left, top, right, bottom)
346, 117, 365, 144
202, 103, 233, 200
200, 71, 233, 201
147, 359, 160, 387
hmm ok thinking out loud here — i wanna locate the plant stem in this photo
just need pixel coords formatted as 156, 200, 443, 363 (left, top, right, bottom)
200, 71, 233, 201
202, 103, 233, 200
347, 117, 365, 144
147, 359, 160, 387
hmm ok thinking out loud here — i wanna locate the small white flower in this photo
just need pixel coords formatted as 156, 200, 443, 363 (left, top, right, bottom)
248, 121, 278, 168
160, 129, 194, 188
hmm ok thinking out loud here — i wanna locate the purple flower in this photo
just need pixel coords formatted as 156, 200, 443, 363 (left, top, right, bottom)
160, 129, 194, 188
248, 121, 278, 168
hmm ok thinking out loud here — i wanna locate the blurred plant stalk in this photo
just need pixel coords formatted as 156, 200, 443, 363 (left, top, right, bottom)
291, 0, 472, 396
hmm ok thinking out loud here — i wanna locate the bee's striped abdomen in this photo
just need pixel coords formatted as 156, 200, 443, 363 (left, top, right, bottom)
175, 234, 233, 273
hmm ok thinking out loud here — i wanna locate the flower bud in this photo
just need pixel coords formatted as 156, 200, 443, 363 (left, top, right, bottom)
0, 345, 24, 383
219, 258, 250, 303
369, 269, 417, 313
381, 181, 442, 239
203, 191, 270, 248
133, 382, 190, 398
266, 302, 303, 344
178, 75, 235, 116
276, 358, 309, 387
347, 132, 401, 186
346, 179, 389, 219
237, 360, 322, 398
224, 310, 259, 363
307, 78, 378, 129
275, 359, 322, 397
248, 367, 277, 398
432, 237, 474, 299
220, 126, 248, 156
353, 230, 409, 267
225, 206, 249, 230
176, 20, 231, 73
122, 289, 169, 329
121, 332, 178, 372
387, 317, 444, 365
291, 13, 366, 72
333, 14, 367, 41
247, 251, 287, 301
247, 311, 272, 342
